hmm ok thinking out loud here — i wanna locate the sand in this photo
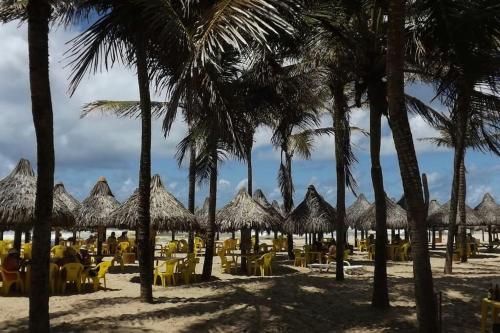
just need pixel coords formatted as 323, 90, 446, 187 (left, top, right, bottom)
1, 235, 499, 333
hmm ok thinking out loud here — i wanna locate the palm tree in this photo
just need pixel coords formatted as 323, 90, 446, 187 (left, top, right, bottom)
408, 0, 500, 274
420, 111, 500, 261
386, 0, 438, 331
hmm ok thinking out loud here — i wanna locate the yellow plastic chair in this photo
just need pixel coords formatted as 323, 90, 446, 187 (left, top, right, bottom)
259, 243, 270, 254
22, 243, 32, 260
51, 245, 66, 259
91, 261, 112, 291
118, 242, 130, 253
293, 249, 306, 267
60, 263, 84, 293
154, 259, 177, 287
1, 267, 24, 295
179, 258, 198, 285
367, 244, 375, 260
480, 298, 500, 333
359, 239, 367, 252
218, 250, 237, 274
255, 253, 273, 276
167, 241, 178, 254
49, 263, 59, 294
400, 243, 411, 261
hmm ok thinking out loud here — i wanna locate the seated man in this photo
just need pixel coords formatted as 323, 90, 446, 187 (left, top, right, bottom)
107, 232, 117, 254
77, 246, 92, 267
56, 247, 80, 267
86, 234, 96, 245
117, 231, 129, 243
2, 248, 22, 279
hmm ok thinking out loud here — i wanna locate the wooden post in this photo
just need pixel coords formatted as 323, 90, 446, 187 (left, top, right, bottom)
432, 226, 436, 249
25, 231, 31, 244
354, 228, 358, 247
14, 229, 22, 251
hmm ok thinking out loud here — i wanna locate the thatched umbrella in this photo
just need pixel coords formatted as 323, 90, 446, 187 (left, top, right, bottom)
428, 199, 441, 216
346, 194, 371, 228
110, 174, 198, 232
54, 182, 80, 241
427, 200, 481, 227
0, 159, 75, 249
356, 196, 408, 230
0, 159, 75, 230
216, 188, 281, 232
474, 193, 499, 226
253, 189, 284, 225
271, 200, 284, 217
75, 176, 120, 230
195, 197, 209, 226
282, 185, 336, 234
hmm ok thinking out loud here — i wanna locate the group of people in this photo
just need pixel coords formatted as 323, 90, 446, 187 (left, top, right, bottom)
83, 231, 129, 255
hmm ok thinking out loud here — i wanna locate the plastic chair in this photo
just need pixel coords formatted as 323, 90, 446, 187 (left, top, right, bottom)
218, 250, 237, 274
49, 263, 59, 294
167, 241, 178, 254
91, 261, 112, 291
0, 267, 24, 295
259, 243, 269, 254
51, 245, 66, 259
177, 240, 188, 253
179, 258, 198, 285
154, 259, 177, 287
118, 242, 130, 253
293, 249, 306, 267
255, 253, 273, 276
60, 263, 84, 293
400, 243, 411, 261
22, 243, 32, 260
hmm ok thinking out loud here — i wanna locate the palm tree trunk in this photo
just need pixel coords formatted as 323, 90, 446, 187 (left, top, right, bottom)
284, 151, 294, 259
0, 231, 3, 240
25, 231, 31, 244
240, 147, 253, 271
188, 143, 196, 253
14, 229, 22, 252
368, 81, 389, 308
332, 83, 347, 282
202, 134, 218, 281
135, 36, 153, 303
27, 0, 54, 330
387, 1, 437, 331
458, 157, 467, 262
444, 86, 472, 274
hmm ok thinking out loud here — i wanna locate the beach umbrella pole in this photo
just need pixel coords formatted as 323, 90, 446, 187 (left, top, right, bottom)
488, 225, 492, 250
231, 231, 235, 239
254, 229, 259, 252
432, 227, 436, 249
171, 231, 175, 241
0, 231, 3, 240
14, 229, 22, 251
25, 231, 31, 244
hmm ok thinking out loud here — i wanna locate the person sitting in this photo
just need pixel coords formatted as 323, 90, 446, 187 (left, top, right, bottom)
56, 247, 80, 267
392, 234, 402, 245
86, 234, 96, 245
77, 246, 92, 267
117, 231, 129, 243
107, 232, 117, 254
1, 248, 22, 280
367, 234, 375, 245
328, 239, 337, 259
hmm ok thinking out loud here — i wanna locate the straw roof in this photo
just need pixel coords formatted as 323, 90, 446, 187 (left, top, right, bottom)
195, 197, 210, 230
346, 194, 371, 228
54, 182, 80, 212
253, 189, 284, 224
427, 199, 441, 216
271, 200, 284, 217
282, 185, 336, 234
427, 201, 481, 227
110, 174, 198, 231
0, 159, 75, 229
75, 176, 120, 229
216, 188, 281, 232
356, 196, 408, 230
474, 193, 500, 226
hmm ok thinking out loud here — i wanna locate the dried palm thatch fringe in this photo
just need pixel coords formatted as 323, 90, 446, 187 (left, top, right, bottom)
0, 159, 75, 230
282, 185, 336, 234
271, 200, 284, 218
428, 199, 441, 216
54, 182, 80, 212
216, 188, 281, 232
75, 176, 120, 230
474, 193, 499, 226
346, 193, 371, 228
195, 197, 210, 230
253, 189, 284, 229
356, 196, 408, 230
110, 174, 198, 232
427, 200, 481, 227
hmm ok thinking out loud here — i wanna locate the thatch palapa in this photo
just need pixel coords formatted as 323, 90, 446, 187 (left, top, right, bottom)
195, 197, 210, 229
346, 194, 371, 228
427, 199, 441, 216
474, 193, 499, 226
216, 188, 281, 232
271, 200, 284, 217
356, 196, 408, 230
75, 176, 120, 229
0, 159, 75, 229
54, 182, 80, 212
427, 200, 481, 227
253, 189, 284, 229
282, 185, 336, 234
110, 174, 198, 232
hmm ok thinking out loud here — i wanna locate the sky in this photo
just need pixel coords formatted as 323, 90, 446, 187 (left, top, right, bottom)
0, 21, 498, 210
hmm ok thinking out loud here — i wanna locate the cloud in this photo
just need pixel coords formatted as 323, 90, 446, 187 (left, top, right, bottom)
235, 178, 248, 191
218, 179, 231, 189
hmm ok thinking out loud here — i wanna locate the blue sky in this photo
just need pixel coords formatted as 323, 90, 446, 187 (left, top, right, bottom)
0, 22, 498, 210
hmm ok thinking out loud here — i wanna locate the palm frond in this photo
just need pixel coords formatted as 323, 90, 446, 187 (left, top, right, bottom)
81, 100, 169, 119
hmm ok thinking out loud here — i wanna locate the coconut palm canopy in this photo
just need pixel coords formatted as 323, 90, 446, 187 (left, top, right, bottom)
75, 176, 120, 229
474, 193, 500, 226
282, 185, 336, 234
216, 188, 281, 232
110, 174, 198, 231
253, 189, 284, 223
356, 196, 408, 230
346, 194, 371, 228
54, 182, 80, 212
427, 201, 481, 227
0, 159, 75, 229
